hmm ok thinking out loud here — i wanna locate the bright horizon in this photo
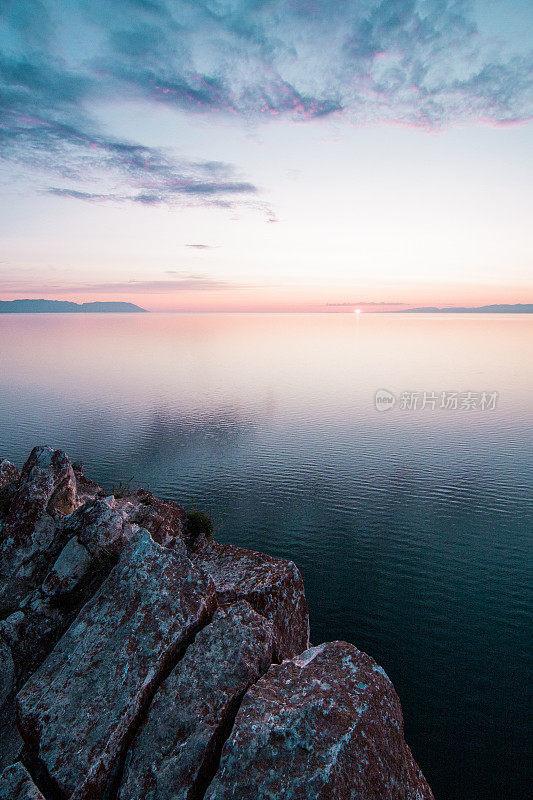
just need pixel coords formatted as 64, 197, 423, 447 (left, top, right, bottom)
1, 1, 532, 312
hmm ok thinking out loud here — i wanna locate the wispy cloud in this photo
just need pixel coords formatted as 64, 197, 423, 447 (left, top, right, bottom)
2, 107, 258, 206
68, 277, 245, 293
0, 37, 260, 208
0, 273, 248, 294
326, 301, 409, 307
1, 0, 531, 207
186, 243, 215, 250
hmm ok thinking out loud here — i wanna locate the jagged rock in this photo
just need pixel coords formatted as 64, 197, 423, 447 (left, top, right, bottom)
0, 459, 20, 492
0, 762, 45, 800
0, 448, 77, 615
1, 500, 134, 686
0, 637, 15, 710
4, 447, 77, 538
193, 541, 309, 660
206, 641, 434, 800
1, 598, 67, 686
40, 537, 93, 598
0, 698, 23, 773
120, 489, 188, 548
72, 462, 105, 505
118, 601, 275, 800
17, 530, 217, 800
61, 498, 128, 558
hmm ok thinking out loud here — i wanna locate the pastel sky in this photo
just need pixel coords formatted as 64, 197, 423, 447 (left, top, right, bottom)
1, 0, 532, 311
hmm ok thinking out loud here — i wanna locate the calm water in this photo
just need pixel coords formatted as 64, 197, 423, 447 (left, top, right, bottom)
0, 313, 531, 799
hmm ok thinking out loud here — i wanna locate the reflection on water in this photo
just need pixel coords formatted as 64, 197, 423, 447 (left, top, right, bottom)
0, 312, 531, 800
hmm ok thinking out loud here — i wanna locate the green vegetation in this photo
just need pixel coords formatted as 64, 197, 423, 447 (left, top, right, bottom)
111, 478, 137, 499
186, 509, 214, 540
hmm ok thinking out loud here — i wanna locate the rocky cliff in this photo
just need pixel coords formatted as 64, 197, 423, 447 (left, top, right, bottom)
0, 447, 434, 799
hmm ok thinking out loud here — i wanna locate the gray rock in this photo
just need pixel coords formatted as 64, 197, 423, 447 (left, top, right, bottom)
0, 763, 45, 800
118, 601, 275, 800
0, 460, 20, 492
4, 447, 77, 537
118, 489, 188, 548
3, 500, 137, 688
66, 498, 127, 557
0, 447, 77, 615
193, 541, 309, 660
0, 637, 15, 721
206, 641, 434, 800
1, 598, 66, 687
0, 698, 23, 773
72, 462, 105, 505
17, 530, 217, 800
40, 537, 93, 597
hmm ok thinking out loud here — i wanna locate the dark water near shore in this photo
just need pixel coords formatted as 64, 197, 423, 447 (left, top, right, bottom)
0, 312, 531, 799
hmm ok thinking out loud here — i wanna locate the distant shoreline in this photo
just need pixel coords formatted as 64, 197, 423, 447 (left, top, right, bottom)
0, 301, 531, 314
400, 303, 532, 314
0, 300, 147, 313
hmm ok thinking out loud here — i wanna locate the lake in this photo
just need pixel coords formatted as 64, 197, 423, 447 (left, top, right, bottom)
0, 312, 531, 799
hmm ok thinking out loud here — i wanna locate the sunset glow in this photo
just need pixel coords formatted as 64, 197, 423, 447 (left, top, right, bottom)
0, 1, 531, 310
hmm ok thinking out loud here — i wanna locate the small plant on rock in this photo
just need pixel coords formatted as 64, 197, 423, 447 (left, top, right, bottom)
111, 477, 137, 499
186, 508, 214, 541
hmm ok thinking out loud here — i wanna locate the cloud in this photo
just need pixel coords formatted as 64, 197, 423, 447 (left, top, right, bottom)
186, 243, 215, 249
70, 277, 245, 293
89, 0, 532, 126
0, 0, 531, 206
0, 273, 248, 294
0, 92, 259, 206
326, 301, 409, 306
0, 29, 260, 208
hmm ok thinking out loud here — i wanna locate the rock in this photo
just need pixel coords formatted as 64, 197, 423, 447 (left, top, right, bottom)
206, 641, 434, 800
17, 530, 217, 800
0, 636, 15, 713
0, 511, 62, 618
121, 489, 188, 548
193, 541, 309, 660
2, 595, 73, 688
0, 447, 434, 799
0, 460, 20, 521
62, 498, 128, 558
40, 537, 93, 597
72, 462, 105, 505
1, 501, 135, 687
0, 698, 23, 773
118, 601, 275, 800
0, 482, 18, 521
4, 447, 77, 539
0, 447, 77, 615
0, 459, 20, 491
0, 763, 45, 800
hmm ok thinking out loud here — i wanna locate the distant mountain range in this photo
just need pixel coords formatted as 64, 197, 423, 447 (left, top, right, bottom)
402, 304, 533, 314
0, 300, 147, 313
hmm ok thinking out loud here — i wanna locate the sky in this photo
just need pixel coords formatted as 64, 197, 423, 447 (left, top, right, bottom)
1, 0, 532, 312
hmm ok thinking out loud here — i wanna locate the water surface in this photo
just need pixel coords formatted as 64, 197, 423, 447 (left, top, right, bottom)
0, 312, 531, 799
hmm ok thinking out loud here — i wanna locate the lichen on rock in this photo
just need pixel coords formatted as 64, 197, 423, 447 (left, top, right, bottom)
17, 530, 217, 800
206, 641, 434, 800
193, 540, 310, 660
0, 762, 45, 800
118, 600, 275, 800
